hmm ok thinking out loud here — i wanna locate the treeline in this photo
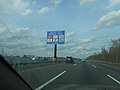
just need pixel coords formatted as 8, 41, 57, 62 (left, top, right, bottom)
86, 38, 120, 63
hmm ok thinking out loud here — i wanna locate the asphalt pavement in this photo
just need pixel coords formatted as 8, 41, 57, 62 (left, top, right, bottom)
19, 60, 120, 90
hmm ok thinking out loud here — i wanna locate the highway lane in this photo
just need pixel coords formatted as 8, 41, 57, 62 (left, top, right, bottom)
19, 61, 120, 90
42, 61, 120, 90
90, 60, 120, 84
19, 63, 74, 89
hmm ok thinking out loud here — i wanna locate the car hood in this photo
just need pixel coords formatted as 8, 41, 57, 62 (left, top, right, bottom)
45, 84, 120, 90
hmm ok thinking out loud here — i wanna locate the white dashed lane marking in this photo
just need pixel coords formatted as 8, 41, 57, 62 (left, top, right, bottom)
35, 71, 66, 90
73, 64, 77, 66
92, 64, 96, 68
107, 74, 120, 85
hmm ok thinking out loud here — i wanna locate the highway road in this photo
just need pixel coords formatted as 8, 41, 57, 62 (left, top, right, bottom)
19, 60, 120, 90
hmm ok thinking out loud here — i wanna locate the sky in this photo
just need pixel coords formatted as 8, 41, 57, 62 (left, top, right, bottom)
0, 0, 120, 58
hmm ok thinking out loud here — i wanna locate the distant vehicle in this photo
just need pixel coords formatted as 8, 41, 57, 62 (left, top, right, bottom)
82, 60, 85, 62
82, 58, 85, 62
32, 57, 35, 60
66, 57, 75, 64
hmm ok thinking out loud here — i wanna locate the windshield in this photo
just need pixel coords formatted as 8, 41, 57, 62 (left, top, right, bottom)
0, 0, 120, 90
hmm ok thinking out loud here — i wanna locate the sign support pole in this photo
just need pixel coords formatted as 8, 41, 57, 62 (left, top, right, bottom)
47, 31, 65, 64
54, 44, 57, 64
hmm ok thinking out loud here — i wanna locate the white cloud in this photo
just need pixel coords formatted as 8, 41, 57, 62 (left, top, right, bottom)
63, 45, 99, 58
0, 22, 12, 40
65, 32, 75, 44
0, 0, 62, 16
12, 0, 28, 10
80, 0, 96, 6
0, 0, 33, 16
50, 0, 62, 5
108, 0, 120, 8
0, 22, 45, 50
66, 32, 74, 37
21, 9, 33, 16
12, 0, 33, 16
0, 22, 10, 33
37, 0, 62, 15
37, 7, 50, 14
0, 22, 99, 57
93, 10, 120, 30
58, 36, 97, 57
78, 37, 96, 44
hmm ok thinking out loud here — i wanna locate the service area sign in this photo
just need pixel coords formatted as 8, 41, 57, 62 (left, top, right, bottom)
47, 31, 65, 44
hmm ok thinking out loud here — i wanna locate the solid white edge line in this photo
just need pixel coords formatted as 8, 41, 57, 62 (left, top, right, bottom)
92, 64, 96, 68
35, 71, 66, 90
73, 64, 77, 66
107, 74, 120, 85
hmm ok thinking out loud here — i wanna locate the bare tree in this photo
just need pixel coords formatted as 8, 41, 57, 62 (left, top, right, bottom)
86, 38, 120, 63
111, 38, 120, 63
0, 48, 9, 57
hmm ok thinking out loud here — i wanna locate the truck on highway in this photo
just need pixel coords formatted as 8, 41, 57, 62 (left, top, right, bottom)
65, 56, 75, 64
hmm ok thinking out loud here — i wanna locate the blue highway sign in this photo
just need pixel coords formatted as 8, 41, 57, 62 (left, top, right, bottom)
47, 31, 65, 44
